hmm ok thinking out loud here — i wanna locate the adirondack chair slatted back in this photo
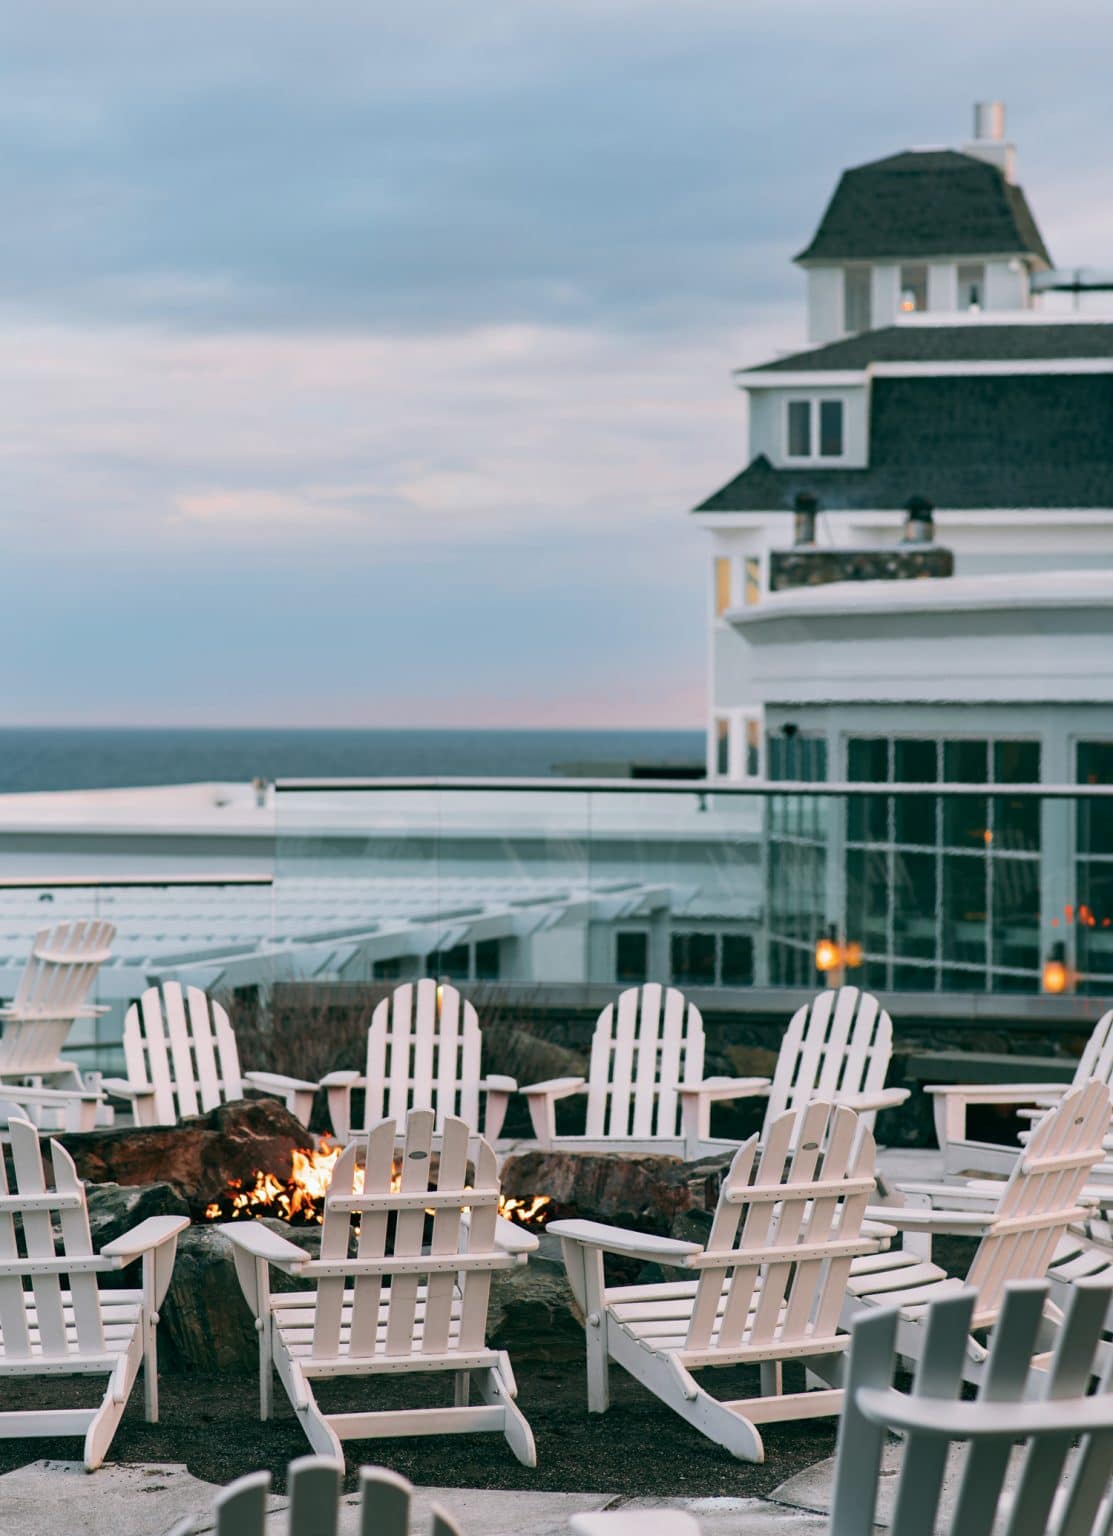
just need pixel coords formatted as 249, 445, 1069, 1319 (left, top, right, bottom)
0, 1117, 104, 1362
0, 919, 116, 1077
684, 1100, 876, 1357
1072, 1007, 1113, 1090
965, 1078, 1111, 1323
767, 987, 892, 1130
363, 981, 482, 1132
204, 1458, 464, 1536
585, 984, 705, 1140
833, 1280, 1113, 1536
309, 1110, 503, 1363
122, 983, 243, 1125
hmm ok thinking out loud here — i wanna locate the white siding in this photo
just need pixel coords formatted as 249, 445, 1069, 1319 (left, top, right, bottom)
927, 262, 958, 312
807, 266, 843, 344
871, 265, 900, 327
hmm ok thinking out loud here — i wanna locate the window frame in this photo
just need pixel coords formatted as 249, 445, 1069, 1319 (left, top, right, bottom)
843, 264, 872, 334
783, 396, 847, 464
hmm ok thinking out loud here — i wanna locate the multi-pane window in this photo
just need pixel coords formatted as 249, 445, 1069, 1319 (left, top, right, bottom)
844, 266, 871, 333
714, 556, 733, 617
899, 264, 928, 313
744, 556, 762, 606
1076, 742, 1113, 991
845, 736, 1041, 993
744, 716, 762, 779
819, 400, 844, 457
426, 939, 500, 982
714, 717, 731, 778
670, 930, 754, 988
786, 399, 844, 461
787, 400, 811, 457
615, 930, 649, 985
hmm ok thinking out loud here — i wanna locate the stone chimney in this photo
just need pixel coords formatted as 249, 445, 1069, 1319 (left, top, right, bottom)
793, 491, 818, 547
902, 495, 935, 544
963, 100, 1015, 182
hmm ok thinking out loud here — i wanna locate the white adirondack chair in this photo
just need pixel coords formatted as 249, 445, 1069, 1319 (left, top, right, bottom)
221, 1107, 539, 1464
320, 979, 516, 1143
845, 1079, 1112, 1376
103, 982, 318, 1128
0, 919, 116, 1132
831, 1280, 1113, 1536
0, 1116, 187, 1470
522, 982, 765, 1158
168, 1457, 464, 1536
926, 1006, 1113, 1178
523, 984, 908, 1159
685, 986, 909, 1152
549, 1099, 883, 1462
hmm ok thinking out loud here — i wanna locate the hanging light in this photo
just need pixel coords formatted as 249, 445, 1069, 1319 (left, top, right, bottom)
843, 940, 863, 969
815, 925, 841, 974
1042, 941, 1070, 996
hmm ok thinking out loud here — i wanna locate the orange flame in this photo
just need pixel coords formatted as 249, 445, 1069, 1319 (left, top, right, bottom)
203, 1137, 552, 1229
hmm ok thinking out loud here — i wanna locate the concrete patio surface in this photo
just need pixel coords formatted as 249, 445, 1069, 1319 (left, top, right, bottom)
0, 1458, 834, 1536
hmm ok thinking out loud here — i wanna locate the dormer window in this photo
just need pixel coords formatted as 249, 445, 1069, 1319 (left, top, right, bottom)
900, 263, 928, 313
785, 398, 845, 461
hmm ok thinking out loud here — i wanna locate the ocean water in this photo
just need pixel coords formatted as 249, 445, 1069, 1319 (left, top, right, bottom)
0, 728, 705, 794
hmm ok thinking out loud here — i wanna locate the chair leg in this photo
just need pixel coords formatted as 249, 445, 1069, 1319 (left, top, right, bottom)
475, 1363, 536, 1468
759, 1361, 782, 1397
455, 1371, 471, 1406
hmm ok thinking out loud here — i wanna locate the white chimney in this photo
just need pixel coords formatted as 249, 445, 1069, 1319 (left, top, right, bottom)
963, 100, 1016, 181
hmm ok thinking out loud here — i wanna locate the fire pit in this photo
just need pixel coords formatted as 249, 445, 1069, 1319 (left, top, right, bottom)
200, 1135, 555, 1230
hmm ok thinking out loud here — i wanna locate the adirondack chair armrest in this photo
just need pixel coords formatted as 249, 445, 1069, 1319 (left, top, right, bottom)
494, 1215, 540, 1255
923, 1082, 1068, 1103
102, 1077, 155, 1103
242, 1070, 319, 1128
863, 1202, 998, 1235
833, 1087, 911, 1112
679, 1076, 771, 1105
520, 1077, 586, 1099
102, 1215, 190, 1263
319, 1070, 363, 1089
481, 1074, 518, 1093
219, 1220, 312, 1272
0, 1083, 102, 1106
244, 1069, 319, 1094
547, 1218, 702, 1265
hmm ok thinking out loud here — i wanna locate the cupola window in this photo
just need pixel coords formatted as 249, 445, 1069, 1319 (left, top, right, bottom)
958, 262, 985, 310
899, 263, 928, 313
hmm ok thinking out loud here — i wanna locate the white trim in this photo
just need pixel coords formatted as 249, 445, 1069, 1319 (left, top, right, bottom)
692, 507, 1113, 528
737, 356, 1113, 389
724, 568, 1113, 626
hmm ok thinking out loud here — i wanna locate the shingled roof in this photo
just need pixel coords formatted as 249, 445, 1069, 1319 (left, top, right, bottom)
747, 321, 1113, 374
795, 149, 1051, 266
695, 372, 1113, 513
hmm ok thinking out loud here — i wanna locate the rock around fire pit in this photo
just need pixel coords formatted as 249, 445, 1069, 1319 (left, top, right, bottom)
64, 1099, 733, 1373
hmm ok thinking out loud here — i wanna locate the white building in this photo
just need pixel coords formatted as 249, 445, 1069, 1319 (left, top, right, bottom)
694, 103, 1113, 996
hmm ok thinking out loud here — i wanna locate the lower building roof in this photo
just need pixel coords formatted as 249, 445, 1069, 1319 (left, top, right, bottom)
697, 372, 1113, 513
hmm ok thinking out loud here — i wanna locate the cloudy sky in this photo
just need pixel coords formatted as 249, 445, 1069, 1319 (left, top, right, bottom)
3, 1, 1111, 728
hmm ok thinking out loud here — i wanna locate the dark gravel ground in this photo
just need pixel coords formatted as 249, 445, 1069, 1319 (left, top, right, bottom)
0, 1238, 974, 1498
0, 1357, 837, 1497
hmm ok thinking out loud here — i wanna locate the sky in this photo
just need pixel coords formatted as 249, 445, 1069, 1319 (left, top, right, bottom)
3, 1, 1113, 729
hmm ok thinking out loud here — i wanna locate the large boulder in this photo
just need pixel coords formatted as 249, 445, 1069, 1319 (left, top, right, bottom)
86, 1180, 190, 1253
500, 1148, 734, 1237
160, 1218, 320, 1373
487, 1243, 584, 1362
59, 1097, 312, 1213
